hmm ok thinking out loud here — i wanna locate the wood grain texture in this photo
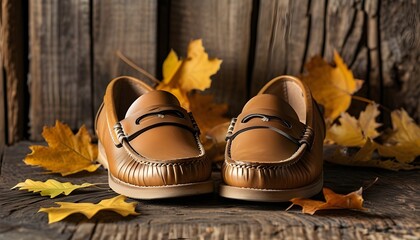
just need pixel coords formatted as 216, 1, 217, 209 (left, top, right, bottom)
0, 12, 4, 157
364, 0, 382, 105
29, 0, 92, 140
379, 0, 420, 121
2, 0, 26, 143
251, 0, 370, 100
0, 142, 419, 239
169, 0, 253, 115
92, 0, 157, 112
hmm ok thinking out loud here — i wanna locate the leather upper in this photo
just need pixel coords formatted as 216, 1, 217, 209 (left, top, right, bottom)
95, 76, 212, 187
222, 75, 325, 189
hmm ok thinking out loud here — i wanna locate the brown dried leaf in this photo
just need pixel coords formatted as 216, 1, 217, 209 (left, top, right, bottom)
24, 121, 100, 176
290, 187, 365, 215
301, 51, 363, 121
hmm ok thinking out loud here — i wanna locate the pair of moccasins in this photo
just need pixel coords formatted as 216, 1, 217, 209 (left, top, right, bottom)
95, 75, 325, 202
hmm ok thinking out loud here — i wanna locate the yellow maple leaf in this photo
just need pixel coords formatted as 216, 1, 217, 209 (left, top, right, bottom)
157, 39, 222, 110
188, 93, 229, 135
289, 187, 365, 215
327, 103, 381, 147
39, 195, 139, 224
301, 51, 363, 121
204, 121, 230, 163
324, 140, 420, 171
12, 179, 94, 198
378, 109, 420, 163
24, 121, 100, 176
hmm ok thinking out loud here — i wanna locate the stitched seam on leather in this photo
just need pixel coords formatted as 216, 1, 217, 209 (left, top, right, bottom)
222, 174, 323, 191
282, 81, 289, 102
225, 157, 303, 168
124, 148, 207, 167
110, 172, 210, 188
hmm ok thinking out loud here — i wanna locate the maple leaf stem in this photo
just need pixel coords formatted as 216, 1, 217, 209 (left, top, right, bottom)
351, 95, 374, 105
285, 203, 295, 211
116, 50, 161, 86
351, 95, 392, 113
363, 177, 379, 191
89, 183, 111, 190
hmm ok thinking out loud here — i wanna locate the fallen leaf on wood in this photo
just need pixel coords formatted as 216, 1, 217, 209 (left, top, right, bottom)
301, 51, 363, 121
157, 39, 222, 110
24, 121, 100, 176
289, 187, 365, 215
188, 93, 229, 135
324, 142, 420, 171
327, 103, 381, 147
378, 109, 420, 163
39, 195, 139, 224
12, 179, 94, 198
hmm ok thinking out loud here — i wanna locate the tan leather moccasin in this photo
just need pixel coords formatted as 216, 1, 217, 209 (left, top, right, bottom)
220, 75, 325, 202
95, 76, 213, 199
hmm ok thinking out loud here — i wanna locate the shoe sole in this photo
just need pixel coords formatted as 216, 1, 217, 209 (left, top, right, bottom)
219, 175, 323, 202
97, 141, 214, 199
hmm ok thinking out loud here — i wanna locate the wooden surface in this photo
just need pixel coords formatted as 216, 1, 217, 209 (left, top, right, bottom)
0, 9, 4, 156
92, 0, 157, 112
29, 0, 92, 140
0, 142, 419, 240
2, 0, 26, 143
380, 0, 420, 121
251, 0, 372, 100
169, 0, 253, 115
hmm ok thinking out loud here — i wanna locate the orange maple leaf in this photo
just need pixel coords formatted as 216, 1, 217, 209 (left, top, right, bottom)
301, 51, 363, 121
289, 187, 365, 215
24, 121, 100, 176
188, 93, 230, 162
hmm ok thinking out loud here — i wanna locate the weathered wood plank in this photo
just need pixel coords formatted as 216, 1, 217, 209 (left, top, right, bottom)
0, 142, 419, 239
2, 0, 26, 143
365, 0, 382, 105
251, 0, 370, 100
29, 0, 92, 140
380, 0, 420, 121
0, 11, 5, 157
251, 0, 296, 94
169, 0, 253, 115
92, 0, 158, 112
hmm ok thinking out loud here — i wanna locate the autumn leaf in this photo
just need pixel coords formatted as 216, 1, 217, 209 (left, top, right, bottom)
326, 112, 366, 147
39, 195, 139, 224
187, 93, 230, 162
289, 187, 365, 215
157, 39, 222, 110
24, 121, 100, 176
301, 51, 363, 121
204, 121, 230, 163
324, 141, 420, 171
327, 103, 381, 147
378, 109, 420, 163
188, 93, 229, 135
12, 179, 94, 198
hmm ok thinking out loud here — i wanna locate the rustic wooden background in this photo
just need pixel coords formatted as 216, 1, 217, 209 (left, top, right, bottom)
1, 0, 419, 151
